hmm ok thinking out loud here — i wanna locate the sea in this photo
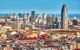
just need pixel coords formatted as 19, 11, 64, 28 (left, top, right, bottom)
0, 13, 80, 18
56, 14, 80, 18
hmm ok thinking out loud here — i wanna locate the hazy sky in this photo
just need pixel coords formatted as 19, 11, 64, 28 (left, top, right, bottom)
0, 0, 80, 14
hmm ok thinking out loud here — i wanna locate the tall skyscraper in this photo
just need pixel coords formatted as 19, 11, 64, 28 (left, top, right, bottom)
30, 11, 36, 22
11, 13, 17, 21
23, 13, 26, 23
18, 13, 23, 17
61, 4, 68, 29
26, 13, 29, 17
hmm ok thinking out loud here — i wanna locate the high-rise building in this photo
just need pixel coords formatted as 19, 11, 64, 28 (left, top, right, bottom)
26, 13, 29, 17
42, 13, 45, 18
51, 15, 57, 28
11, 13, 17, 21
26, 13, 30, 24
18, 13, 23, 17
23, 13, 26, 23
30, 11, 36, 22
57, 17, 61, 28
46, 14, 56, 28
46, 17, 53, 28
61, 4, 68, 29
72, 16, 78, 25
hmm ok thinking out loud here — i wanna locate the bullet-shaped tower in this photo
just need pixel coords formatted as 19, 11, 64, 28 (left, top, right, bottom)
61, 4, 68, 29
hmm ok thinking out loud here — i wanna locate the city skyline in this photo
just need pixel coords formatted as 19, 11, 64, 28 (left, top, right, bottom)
0, 0, 80, 14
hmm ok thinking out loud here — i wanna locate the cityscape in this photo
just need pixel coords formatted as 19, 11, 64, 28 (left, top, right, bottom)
0, 0, 80, 50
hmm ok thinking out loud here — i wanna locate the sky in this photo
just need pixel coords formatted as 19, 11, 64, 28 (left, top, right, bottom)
0, 0, 80, 14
